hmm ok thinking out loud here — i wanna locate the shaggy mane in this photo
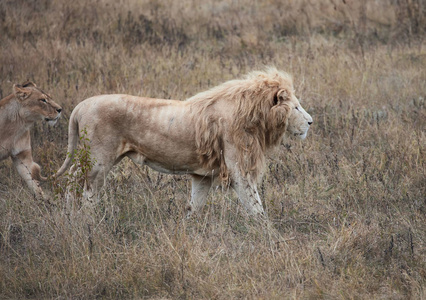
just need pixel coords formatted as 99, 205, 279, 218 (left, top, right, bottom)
187, 67, 294, 184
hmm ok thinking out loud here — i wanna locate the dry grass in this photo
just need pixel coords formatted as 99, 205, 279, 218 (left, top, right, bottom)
1, 0, 425, 299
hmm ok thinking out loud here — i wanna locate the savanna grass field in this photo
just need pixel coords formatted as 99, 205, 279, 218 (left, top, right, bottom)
1, 0, 425, 298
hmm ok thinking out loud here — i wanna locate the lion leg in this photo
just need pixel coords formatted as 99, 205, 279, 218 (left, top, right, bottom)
12, 150, 45, 200
186, 175, 212, 218
230, 174, 265, 217
83, 160, 114, 203
63, 161, 112, 210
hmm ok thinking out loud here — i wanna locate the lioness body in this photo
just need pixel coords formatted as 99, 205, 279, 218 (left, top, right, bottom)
57, 68, 312, 216
0, 82, 62, 198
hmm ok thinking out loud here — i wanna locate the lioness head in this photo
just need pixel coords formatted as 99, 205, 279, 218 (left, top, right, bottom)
275, 89, 313, 140
13, 82, 62, 125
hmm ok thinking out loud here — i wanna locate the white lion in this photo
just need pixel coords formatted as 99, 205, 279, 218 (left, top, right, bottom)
56, 68, 312, 216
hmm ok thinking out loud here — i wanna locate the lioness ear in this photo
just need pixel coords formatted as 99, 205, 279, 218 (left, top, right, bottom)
13, 84, 32, 100
21, 81, 37, 88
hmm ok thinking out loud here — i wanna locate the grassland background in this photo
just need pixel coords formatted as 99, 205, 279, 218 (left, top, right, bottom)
0, 0, 425, 299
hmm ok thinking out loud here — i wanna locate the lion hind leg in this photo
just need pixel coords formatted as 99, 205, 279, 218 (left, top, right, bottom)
186, 175, 212, 218
63, 162, 104, 211
82, 160, 115, 205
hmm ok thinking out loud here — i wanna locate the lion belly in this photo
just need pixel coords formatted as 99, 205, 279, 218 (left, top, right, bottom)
145, 161, 219, 177
144, 160, 196, 175
122, 140, 214, 176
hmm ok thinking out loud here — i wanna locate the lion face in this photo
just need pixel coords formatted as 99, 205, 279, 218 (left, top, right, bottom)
286, 95, 313, 140
14, 82, 62, 125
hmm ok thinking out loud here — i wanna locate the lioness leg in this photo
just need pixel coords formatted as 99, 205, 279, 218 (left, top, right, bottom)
12, 150, 45, 199
186, 175, 212, 217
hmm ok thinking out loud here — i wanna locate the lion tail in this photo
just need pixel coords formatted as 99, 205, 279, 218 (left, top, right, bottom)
55, 108, 79, 178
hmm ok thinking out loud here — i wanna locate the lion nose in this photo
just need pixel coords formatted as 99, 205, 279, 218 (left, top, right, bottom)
56, 108, 62, 113
308, 121, 313, 125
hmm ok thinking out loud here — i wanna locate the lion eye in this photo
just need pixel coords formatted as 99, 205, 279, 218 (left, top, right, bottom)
40, 98, 47, 103
295, 106, 300, 111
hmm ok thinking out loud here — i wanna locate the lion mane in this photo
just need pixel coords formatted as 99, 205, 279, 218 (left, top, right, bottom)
190, 68, 293, 185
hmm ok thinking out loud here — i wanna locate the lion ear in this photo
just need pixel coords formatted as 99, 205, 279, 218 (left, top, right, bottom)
273, 89, 290, 105
13, 84, 32, 100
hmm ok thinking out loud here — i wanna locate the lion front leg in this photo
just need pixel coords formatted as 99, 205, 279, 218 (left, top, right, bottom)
186, 175, 212, 218
12, 150, 45, 200
231, 174, 265, 217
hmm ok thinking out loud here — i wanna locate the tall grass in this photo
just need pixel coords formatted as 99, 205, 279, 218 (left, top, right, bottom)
1, 0, 425, 298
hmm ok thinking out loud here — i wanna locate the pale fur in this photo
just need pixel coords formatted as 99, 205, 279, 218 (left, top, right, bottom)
0, 82, 62, 199
56, 68, 312, 216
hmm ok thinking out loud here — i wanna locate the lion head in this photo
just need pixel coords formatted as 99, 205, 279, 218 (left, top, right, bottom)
280, 90, 313, 140
13, 82, 62, 125
227, 68, 312, 147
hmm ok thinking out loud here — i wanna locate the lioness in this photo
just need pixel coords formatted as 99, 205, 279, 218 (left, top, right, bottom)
0, 82, 62, 199
56, 68, 312, 217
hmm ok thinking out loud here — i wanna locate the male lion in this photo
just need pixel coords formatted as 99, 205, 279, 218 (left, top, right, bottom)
56, 68, 312, 216
0, 82, 62, 199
